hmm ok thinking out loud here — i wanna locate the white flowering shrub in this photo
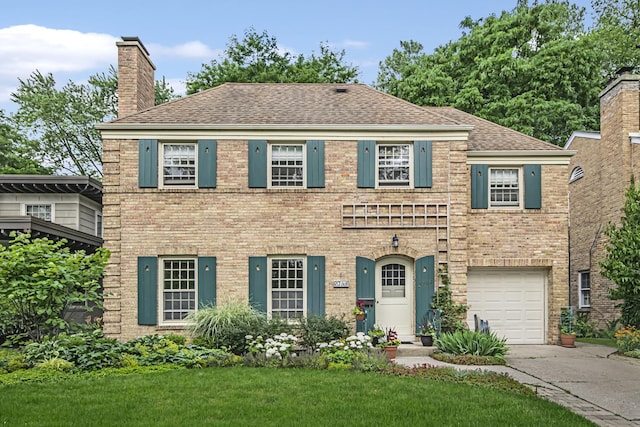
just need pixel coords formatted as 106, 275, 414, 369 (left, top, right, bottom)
245, 333, 299, 360
316, 333, 374, 366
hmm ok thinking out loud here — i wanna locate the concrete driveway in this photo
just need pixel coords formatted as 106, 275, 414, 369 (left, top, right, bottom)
506, 343, 640, 426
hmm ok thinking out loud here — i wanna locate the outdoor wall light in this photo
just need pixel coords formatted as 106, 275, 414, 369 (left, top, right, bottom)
392, 234, 399, 248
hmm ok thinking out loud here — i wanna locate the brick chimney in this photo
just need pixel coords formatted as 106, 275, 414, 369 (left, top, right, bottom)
116, 36, 155, 118
598, 67, 640, 222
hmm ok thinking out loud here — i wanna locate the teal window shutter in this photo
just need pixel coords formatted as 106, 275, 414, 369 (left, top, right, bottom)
524, 164, 542, 209
138, 256, 158, 325
248, 140, 267, 188
415, 256, 435, 334
198, 256, 216, 307
249, 256, 268, 313
414, 140, 432, 188
306, 140, 325, 188
471, 164, 489, 209
306, 256, 325, 316
139, 140, 158, 188
357, 140, 376, 188
355, 256, 375, 332
197, 140, 217, 188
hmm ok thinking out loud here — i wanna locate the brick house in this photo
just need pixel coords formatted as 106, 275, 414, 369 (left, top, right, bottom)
98, 37, 573, 344
565, 68, 640, 326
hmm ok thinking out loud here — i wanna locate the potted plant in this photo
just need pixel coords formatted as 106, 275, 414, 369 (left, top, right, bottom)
353, 302, 365, 321
418, 316, 436, 347
560, 306, 576, 348
378, 328, 401, 360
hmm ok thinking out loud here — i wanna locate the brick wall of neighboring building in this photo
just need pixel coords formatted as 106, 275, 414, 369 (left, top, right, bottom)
567, 74, 640, 327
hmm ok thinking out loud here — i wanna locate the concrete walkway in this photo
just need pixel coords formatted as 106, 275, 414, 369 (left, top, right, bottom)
395, 343, 640, 427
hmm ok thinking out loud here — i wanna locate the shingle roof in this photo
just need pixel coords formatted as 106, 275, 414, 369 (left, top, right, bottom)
432, 107, 562, 151
104, 83, 562, 152
107, 83, 460, 126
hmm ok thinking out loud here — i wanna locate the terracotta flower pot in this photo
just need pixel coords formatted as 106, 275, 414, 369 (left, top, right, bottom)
383, 345, 398, 360
355, 313, 365, 321
560, 333, 576, 348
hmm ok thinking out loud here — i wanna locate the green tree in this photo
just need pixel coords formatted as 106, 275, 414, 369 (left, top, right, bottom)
8, 66, 179, 178
0, 233, 110, 344
0, 111, 51, 174
591, 0, 640, 77
185, 28, 359, 94
376, 0, 604, 146
600, 180, 640, 327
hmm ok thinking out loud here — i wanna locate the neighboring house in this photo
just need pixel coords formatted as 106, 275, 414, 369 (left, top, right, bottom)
0, 174, 103, 323
564, 68, 640, 326
98, 37, 573, 344
0, 174, 103, 252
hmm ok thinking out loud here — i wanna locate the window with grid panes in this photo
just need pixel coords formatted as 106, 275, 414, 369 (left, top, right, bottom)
270, 144, 304, 187
162, 143, 196, 186
377, 144, 410, 187
490, 168, 520, 207
270, 258, 304, 318
381, 263, 406, 298
579, 271, 591, 308
162, 258, 196, 321
25, 204, 52, 221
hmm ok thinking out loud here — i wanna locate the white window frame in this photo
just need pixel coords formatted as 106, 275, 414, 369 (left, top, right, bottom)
159, 142, 197, 188
23, 203, 54, 221
376, 143, 413, 188
267, 143, 306, 188
489, 167, 523, 209
95, 212, 103, 238
579, 271, 591, 309
158, 257, 198, 325
267, 256, 306, 320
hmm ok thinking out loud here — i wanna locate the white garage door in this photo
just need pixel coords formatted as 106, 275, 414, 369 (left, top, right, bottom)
467, 269, 546, 344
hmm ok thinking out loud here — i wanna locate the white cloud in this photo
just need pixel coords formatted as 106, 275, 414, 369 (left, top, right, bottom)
0, 25, 118, 78
326, 39, 370, 50
147, 41, 220, 59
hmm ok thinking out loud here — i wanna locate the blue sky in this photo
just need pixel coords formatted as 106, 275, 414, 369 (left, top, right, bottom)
0, 0, 592, 113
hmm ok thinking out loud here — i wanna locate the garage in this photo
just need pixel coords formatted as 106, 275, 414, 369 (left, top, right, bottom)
466, 269, 546, 344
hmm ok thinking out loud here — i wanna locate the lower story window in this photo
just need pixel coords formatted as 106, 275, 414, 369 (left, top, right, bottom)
270, 258, 305, 319
162, 258, 196, 321
579, 271, 590, 308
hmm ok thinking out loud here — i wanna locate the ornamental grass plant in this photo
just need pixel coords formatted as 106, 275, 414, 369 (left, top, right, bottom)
436, 329, 508, 360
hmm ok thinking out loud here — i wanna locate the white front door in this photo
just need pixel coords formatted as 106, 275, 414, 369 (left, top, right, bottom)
375, 257, 414, 341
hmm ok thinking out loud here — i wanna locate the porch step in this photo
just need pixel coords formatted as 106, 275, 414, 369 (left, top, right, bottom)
396, 342, 435, 358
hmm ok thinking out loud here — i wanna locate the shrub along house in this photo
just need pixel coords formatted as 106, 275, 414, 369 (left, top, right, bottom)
98, 37, 573, 344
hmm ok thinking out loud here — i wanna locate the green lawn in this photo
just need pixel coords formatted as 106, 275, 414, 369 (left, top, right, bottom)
0, 367, 593, 426
576, 337, 617, 348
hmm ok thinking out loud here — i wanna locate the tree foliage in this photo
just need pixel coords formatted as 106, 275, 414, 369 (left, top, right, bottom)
600, 180, 640, 327
591, 0, 640, 77
185, 28, 359, 94
0, 233, 110, 344
375, 0, 620, 146
0, 111, 51, 174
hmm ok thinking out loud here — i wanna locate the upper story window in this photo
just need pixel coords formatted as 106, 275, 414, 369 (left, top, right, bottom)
579, 271, 591, 308
270, 144, 305, 187
161, 143, 196, 187
25, 204, 52, 221
569, 166, 584, 183
269, 257, 305, 319
490, 168, 520, 207
96, 212, 103, 238
471, 164, 541, 210
377, 144, 411, 187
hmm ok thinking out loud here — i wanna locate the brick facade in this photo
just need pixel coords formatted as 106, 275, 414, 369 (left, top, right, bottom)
100, 37, 573, 344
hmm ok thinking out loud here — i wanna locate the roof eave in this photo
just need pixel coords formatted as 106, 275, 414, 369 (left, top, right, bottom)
97, 123, 474, 132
